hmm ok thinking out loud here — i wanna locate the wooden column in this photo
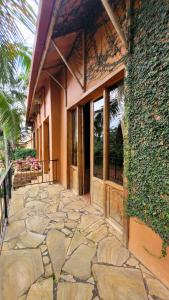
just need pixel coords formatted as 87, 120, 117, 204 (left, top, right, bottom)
103, 88, 109, 181
36, 128, 39, 159
90, 101, 94, 205
103, 89, 109, 217
67, 110, 72, 189
43, 119, 50, 173
39, 125, 42, 161
77, 106, 83, 195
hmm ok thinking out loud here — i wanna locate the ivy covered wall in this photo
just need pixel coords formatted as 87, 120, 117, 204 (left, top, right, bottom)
126, 0, 169, 252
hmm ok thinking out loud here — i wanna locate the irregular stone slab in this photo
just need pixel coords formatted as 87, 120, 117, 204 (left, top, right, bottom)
26, 278, 53, 300
40, 245, 48, 252
63, 244, 96, 280
84, 206, 101, 215
26, 216, 49, 233
18, 295, 26, 300
87, 224, 108, 242
65, 200, 87, 210
139, 264, 154, 277
78, 215, 101, 232
92, 264, 148, 300
2, 238, 17, 251
45, 264, 53, 278
84, 218, 104, 234
27, 203, 48, 217
39, 190, 49, 200
57, 282, 93, 300
47, 222, 64, 230
62, 228, 72, 236
68, 211, 80, 220
97, 236, 129, 266
62, 198, 74, 206
26, 200, 44, 208
60, 274, 75, 282
9, 207, 31, 222
17, 232, 45, 249
46, 204, 59, 214
145, 277, 169, 300
108, 224, 123, 242
46, 229, 67, 281
47, 212, 66, 221
4, 220, 25, 241
126, 257, 139, 268
0, 249, 44, 300
65, 220, 77, 229
67, 230, 87, 255
47, 185, 62, 196
27, 186, 39, 198
26, 202, 48, 216
9, 196, 24, 217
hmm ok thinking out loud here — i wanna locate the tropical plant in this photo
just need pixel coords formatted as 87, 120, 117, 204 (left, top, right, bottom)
0, 0, 38, 166
13, 147, 36, 160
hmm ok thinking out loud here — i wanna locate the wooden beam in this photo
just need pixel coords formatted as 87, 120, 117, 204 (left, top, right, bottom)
29, 0, 62, 119
51, 39, 85, 91
43, 63, 64, 70
101, 0, 128, 49
126, 0, 132, 53
43, 70, 65, 91
82, 30, 86, 91
77, 106, 83, 195
64, 65, 67, 107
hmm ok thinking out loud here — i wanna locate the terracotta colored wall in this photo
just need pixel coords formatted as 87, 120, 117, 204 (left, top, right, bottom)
129, 217, 169, 289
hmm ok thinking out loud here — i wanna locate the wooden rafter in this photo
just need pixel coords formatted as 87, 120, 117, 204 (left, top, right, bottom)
101, 0, 128, 49
51, 39, 85, 91
43, 70, 65, 90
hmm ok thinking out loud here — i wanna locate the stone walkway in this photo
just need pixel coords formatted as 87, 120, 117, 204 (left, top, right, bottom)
0, 183, 169, 300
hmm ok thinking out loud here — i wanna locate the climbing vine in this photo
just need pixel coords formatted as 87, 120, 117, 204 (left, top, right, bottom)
125, 0, 169, 254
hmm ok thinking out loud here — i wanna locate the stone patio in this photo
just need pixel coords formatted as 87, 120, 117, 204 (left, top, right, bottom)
0, 183, 169, 300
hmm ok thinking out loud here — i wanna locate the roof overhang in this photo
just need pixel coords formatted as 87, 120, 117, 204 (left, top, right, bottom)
26, 0, 100, 123
27, 0, 127, 122
26, 0, 56, 122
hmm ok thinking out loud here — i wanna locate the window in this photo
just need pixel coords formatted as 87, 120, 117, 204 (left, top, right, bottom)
108, 82, 124, 184
93, 98, 104, 179
72, 109, 77, 166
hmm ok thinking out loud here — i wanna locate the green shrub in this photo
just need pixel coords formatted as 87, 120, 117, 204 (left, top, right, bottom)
13, 148, 36, 160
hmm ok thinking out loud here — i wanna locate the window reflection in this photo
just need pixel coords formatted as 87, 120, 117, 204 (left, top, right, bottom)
109, 83, 124, 184
93, 98, 104, 179
72, 109, 77, 166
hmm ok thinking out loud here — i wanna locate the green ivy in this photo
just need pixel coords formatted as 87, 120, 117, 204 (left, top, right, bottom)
125, 0, 169, 254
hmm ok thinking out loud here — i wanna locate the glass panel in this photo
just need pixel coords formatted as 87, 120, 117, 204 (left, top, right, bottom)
93, 98, 104, 179
109, 83, 124, 184
72, 109, 77, 166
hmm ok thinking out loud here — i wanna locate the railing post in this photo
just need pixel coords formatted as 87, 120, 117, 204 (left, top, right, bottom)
8, 167, 12, 199
42, 161, 44, 183
3, 180, 8, 222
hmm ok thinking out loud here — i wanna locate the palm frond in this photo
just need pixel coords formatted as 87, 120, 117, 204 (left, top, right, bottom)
0, 90, 21, 142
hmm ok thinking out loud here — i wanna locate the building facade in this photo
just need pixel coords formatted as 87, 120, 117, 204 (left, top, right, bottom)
27, 0, 169, 288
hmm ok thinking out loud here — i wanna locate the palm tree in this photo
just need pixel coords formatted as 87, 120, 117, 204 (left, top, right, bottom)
0, 0, 38, 166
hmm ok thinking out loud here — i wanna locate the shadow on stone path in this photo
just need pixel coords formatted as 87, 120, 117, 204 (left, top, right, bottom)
0, 183, 169, 300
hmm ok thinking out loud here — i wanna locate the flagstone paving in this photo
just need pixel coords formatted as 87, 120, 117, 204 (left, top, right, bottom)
0, 183, 169, 300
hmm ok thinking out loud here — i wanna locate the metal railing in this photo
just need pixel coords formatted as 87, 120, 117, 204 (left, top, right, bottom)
12, 159, 58, 189
109, 156, 123, 184
0, 163, 12, 244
